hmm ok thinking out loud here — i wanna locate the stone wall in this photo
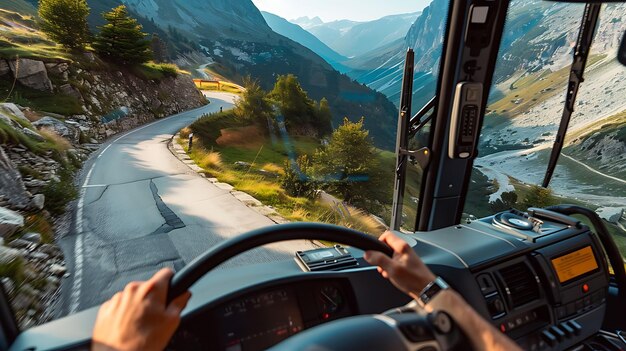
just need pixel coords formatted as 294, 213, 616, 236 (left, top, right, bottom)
0, 57, 207, 142
0, 56, 207, 329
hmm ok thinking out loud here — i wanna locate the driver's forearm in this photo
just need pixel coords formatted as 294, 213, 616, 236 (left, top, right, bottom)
424, 290, 523, 351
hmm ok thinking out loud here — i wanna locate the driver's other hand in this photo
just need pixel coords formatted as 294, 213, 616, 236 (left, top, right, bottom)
92, 268, 192, 351
364, 231, 436, 300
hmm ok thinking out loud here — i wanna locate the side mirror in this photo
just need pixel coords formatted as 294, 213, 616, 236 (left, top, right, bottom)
619, 31, 626, 66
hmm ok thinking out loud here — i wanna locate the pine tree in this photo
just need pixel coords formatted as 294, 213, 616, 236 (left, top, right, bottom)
270, 74, 316, 131
150, 33, 169, 63
235, 77, 274, 128
93, 5, 152, 65
316, 98, 333, 136
314, 118, 378, 205
38, 0, 90, 50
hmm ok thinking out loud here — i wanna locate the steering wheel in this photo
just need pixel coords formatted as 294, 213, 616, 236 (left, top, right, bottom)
167, 222, 393, 301
167, 222, 468, 351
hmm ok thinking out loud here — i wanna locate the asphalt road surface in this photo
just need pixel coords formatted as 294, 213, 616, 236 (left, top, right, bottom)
58, 92, 316, 316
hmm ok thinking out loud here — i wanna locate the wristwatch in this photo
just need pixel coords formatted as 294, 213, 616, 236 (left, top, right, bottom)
418, 277, 450, 306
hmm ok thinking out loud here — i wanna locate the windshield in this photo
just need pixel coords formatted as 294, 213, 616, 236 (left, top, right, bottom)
0, 0, 444, 329
464, 2, 626, 262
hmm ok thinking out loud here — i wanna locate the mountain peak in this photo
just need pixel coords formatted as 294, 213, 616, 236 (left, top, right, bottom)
291, 16, 324, 29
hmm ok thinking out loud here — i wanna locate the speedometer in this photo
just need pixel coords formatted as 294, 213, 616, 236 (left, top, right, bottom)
318, 285, 344, 318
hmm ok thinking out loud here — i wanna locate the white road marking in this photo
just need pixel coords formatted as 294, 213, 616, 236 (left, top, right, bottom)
69, 103, 216, 313
70, 163, 94, 313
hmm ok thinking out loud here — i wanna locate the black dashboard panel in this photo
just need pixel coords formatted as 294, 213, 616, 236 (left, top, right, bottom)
170, 279, 357, 350
9, 210, 615, 351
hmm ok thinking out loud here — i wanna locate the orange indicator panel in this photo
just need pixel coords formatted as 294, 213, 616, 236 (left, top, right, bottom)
551, 246, 598, 284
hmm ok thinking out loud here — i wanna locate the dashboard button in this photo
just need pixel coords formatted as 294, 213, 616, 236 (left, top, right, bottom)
477, 274, 497, 294
549, 326, 566, 342
541, 330, 558, 347
566, 320, 582, 336
560, 322, 574, 337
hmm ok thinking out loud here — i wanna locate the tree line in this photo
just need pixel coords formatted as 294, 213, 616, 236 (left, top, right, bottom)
38, 0, 164, 65
235, 74, 332, 138
233, 75, 391, 214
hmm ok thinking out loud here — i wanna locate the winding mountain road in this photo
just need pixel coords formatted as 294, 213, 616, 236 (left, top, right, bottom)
58, 92, 315, 316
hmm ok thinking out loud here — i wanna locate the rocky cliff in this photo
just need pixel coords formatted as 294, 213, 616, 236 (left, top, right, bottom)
0, 54, 206, 328
1, 56, 206, 141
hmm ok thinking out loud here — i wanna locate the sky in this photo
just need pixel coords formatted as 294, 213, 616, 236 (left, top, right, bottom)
250, 0, 432, 22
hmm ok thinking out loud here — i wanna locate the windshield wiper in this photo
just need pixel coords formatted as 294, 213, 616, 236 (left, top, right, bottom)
410, 96, 437, 137
542, 3, 602, 188
391, 49, 433, 230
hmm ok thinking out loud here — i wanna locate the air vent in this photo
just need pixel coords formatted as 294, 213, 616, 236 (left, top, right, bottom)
499, 262, 539, 308
302, 255, 358, 271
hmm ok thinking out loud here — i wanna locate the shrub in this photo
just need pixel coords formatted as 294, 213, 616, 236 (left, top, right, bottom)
179, 127, 192, 140
199, 150, 223, 170
39, 128, 71, 152
0, 256, 25, 286
281, 155, 317, 199
42, 168, 78, 215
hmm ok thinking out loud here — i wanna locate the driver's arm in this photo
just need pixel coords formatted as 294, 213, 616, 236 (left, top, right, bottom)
92, 268, 192, 351
364, 231, 523, 351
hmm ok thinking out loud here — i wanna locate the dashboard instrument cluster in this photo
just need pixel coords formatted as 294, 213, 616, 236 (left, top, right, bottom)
167, 209, 617, 351
170, 280, 356, 350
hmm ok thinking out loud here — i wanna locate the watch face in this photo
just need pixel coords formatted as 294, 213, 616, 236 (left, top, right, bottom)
420, 278, 448, 305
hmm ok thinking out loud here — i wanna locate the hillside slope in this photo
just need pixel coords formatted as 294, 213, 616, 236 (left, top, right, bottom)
261, 11, 348, 72
347, 0, 626, 109
121, 0, 399, 149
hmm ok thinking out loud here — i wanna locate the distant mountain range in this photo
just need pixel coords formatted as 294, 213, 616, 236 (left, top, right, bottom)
291, 16, 324, 29
343, 0, 626, 108
261, 11, 349, 72
304, 13, 420, 58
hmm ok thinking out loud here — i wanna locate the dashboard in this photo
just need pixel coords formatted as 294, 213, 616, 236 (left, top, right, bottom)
168, 209, 612, 351
9, 209, 624, 351
171, 279, 357, 350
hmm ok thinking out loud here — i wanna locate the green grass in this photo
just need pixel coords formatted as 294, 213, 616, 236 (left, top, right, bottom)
132, 62, 187, 81
184, 111, 389, 235
0, 75, 83, 116
194, 80, 244, 94
42, 167, 78, 216
0, 9, 71, 61
0, 119, 42, 153
0, 256, 25, 286
1, 0, 37, 16
488, 54, 608, 119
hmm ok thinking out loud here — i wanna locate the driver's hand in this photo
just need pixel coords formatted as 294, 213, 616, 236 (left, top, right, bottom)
364, 231, 436, 300
92, 268, 192, 351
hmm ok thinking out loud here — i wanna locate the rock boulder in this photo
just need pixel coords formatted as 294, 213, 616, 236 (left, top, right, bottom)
0, 103, 29, 124
32, 116, 79, 143
0, 146, 31, 210
0, 206, 24, 238
8, 59, 53, 92
31, 194, 45, 211
22, 128, 45, 142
